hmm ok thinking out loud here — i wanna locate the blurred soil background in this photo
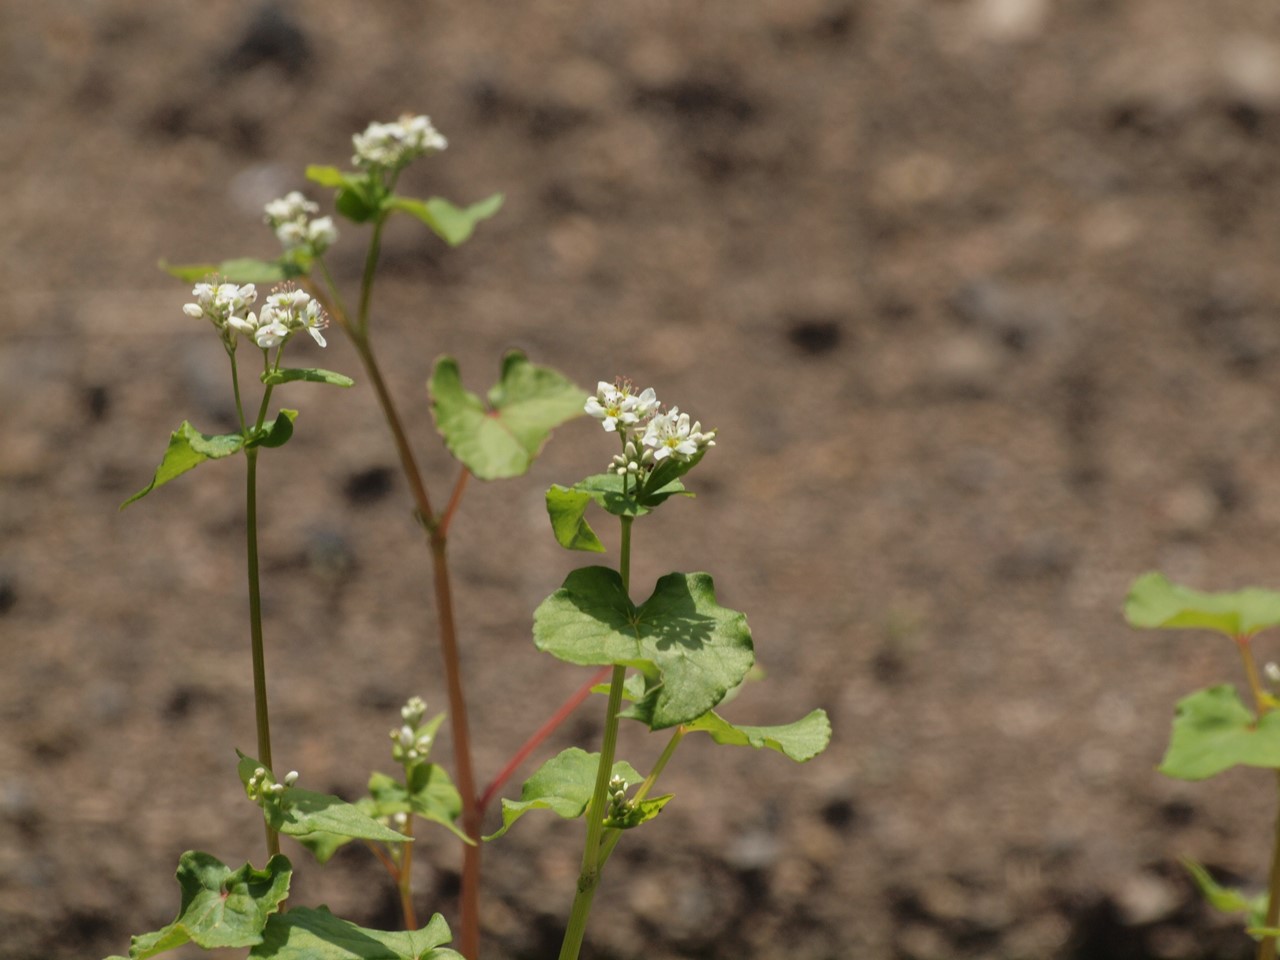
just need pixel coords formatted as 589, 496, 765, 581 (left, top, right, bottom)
6, 1, 1280, 958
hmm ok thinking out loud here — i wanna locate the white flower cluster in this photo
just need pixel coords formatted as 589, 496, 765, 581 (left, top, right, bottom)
352, 114, 447, 170
245, 766, 299, 802
586, 379, 717, 477
183, 281, 258, 348
183, 283, 327, 351
263, 191, 337, 254
390, 696, 433, 764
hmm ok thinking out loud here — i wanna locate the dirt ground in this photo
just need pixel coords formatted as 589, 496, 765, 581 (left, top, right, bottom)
8, 1, 1280, 958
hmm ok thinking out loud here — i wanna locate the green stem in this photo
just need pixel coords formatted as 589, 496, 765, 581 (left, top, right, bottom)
599, 727, 686, 866
1235, 638, 1280, 960
398, 817, 419, 930
1239, 637, 1269, 715
559, 516, 634, 960
356, 215, 387, 338
244, 445, 279, 859
228, 348, 247, 436
1262, 776, 1280, 960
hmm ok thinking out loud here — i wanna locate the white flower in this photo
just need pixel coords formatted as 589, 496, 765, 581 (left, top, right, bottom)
585, 381, 658, 433
264, 193, 338, 254
249, 287, 328, 350
264, 191, 319, 225
352, 114, 448, 170
307, 216, 338, 252
641, 407, 716, 462
184, 282, 258, 347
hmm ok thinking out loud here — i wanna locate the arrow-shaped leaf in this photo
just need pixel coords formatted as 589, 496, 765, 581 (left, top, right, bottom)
533, 567, 754, 729
121, 422, 245, 508
115, 851, 291, 958
388, 194, 503, 246
485, 747, 642, 841
1126, 572, 1280, 638
429, 352, 584, 480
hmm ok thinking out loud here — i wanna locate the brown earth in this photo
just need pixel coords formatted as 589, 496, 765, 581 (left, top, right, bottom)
5, 1, 1280, 958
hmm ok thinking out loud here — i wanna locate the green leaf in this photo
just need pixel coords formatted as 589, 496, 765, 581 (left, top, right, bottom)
1125, 572, 1280, 638
682, 709, 832, 762
559, 473, 692, 522
1159, 685, 1280, 780
428, 352, 585, 480
305, 165, 349, 188
161, 258, 290, 284
485, 747, 642, 841
251, 907, 464, 960
604, 794, 673, 830
545, 485, 606, 552
246, 409, 298, 449
336, 188, 378, 223
638, 446, 708, 507
236, 753, 411, 846
388, 194, 503, 246
1184, 859, 1269, 932
262, 368, 355, 388
121, 422, 245, 508
117, 851, 291, 958
367, 765, 473, 845
306, 165, 383, 224
533, 567, 755, 729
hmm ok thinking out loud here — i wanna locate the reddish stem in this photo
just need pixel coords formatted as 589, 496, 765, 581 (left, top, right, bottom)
439, 469, 471, 540
479, 666, 612, 814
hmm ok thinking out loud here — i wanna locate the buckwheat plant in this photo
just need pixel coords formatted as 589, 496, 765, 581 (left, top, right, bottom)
110, 114, 830, 960
1127, 574, 1280, 959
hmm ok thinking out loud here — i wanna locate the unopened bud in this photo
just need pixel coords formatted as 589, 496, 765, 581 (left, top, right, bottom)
1267, 662, 1280, 684
284, 771, 299, 786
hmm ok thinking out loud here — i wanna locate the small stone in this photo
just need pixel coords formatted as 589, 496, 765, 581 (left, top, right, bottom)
1113, 872, 1182, 926
1159, 484, 1218, 537
1220, 35, 1280, 110
929, 334, 1002, 398
970, 0, 1049, 43
725, 828, 780, 872
896, 923, 950, 960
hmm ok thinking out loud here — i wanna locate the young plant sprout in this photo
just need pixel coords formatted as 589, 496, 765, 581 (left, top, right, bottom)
108, 115, 830, 960
1127, 574, 1280, 960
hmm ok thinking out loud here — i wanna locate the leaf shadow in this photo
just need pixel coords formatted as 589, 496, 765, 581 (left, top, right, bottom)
637, 581, 716, 651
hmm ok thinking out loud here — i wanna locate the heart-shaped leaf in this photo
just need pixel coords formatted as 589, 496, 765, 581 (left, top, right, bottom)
429, 352, 584, 480
251, 906, 463, 960
388, 194, 503, 246
121, 422, 245, 508
485, 747, 642, 841
114, 851, 291, 958
1159, 685, 1280, 780
533, 568, 754, 729
1126, 573, 1280, 638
